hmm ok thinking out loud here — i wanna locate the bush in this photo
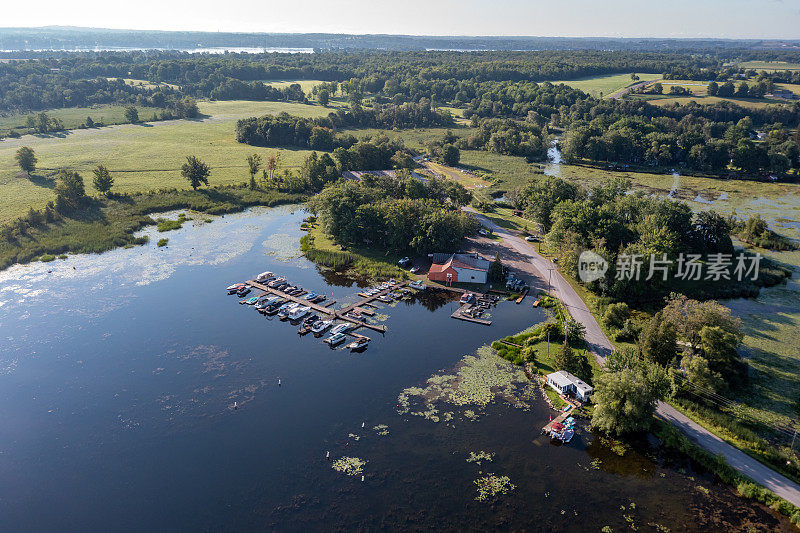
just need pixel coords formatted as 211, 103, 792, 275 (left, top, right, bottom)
603, 302, 631, 330
39, 254, 55, 262
157, 238, 169, 247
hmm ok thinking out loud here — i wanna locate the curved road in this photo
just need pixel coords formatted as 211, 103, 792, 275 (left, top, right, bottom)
468, 207, 800, 507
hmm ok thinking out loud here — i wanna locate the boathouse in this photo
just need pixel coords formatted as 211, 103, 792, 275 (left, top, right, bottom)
427, 252, 491, 284
546, 370, 593, 401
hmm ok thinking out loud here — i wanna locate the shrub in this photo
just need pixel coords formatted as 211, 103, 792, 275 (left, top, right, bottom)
603, 302, 631, 330
157, 238, 169, 247
39, 254, 55, 262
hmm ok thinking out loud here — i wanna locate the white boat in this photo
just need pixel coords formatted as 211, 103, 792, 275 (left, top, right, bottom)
325, 332, 347, 346
277, 302, 300, 319
330, 323, 351, 335
311, 320, 333, 334
346, 337, 370, 350
256, 271, 274, 282
288, 306, 310, 320
410, 280, 426, 290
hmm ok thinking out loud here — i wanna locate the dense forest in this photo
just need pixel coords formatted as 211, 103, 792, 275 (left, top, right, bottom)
0, 49, 714, 112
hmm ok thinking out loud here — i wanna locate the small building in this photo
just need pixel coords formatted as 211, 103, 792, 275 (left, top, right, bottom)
546, 370, 593, 401
427, 252, 491, 284
772, 89, 796, 100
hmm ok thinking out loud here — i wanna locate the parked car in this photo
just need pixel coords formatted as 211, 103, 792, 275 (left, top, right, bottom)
398, 257, 411, 267
525, 235, 540, 242
410, 266, 420, 274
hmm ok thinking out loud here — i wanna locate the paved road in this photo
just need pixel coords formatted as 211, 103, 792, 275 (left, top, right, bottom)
468, 207, 800, 507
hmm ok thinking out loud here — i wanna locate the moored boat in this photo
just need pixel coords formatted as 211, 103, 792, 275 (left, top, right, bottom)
311, 320, 333, 334
288, 306, 310, 321
256, 271, 274, 282
227, 283, 245, 294
330, 323, 351, 335
346, 337, 370, 351
324, 332, 347, 346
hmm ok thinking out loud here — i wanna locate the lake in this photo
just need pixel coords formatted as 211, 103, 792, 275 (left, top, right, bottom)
0, 206, 792, 531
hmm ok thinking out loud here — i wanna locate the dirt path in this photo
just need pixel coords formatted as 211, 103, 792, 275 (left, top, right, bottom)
466, 206, 800, 507
608, 79, 660, 99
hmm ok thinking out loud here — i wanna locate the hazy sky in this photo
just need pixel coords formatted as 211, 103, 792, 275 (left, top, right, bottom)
3, 0, 800, 38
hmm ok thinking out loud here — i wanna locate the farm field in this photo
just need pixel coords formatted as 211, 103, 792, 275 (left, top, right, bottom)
645, 94, 791, 109
0, 104, 164, 133
735, 61, 800, 71
0, 100, 332, 223
258, 79, 326, 93
549, 72, 662, 97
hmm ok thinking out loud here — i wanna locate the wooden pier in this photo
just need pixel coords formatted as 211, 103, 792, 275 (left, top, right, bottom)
542, 410, 570, 433
451, 303, 492, 325
245, 279, 410, 334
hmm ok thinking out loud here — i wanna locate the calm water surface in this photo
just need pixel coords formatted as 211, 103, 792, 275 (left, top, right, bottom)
0, 206, 791, 531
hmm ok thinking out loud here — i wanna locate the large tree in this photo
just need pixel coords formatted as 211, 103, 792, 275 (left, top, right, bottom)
639, 312, 678, 366
317, 88, 330, 107
92, 165, 114, 195
591, 350, 668, 435
124, 106, 139, 124
54, 169, 87, 210
181, 156, 211, 190
15, 146, 37, 176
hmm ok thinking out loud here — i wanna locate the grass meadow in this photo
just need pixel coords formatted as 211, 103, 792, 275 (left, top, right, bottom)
549, 72, 662, 97
0, 104, 164, 133
0, 100, 334, 223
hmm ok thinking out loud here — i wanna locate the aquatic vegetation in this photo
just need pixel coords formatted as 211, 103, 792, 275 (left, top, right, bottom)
598, 435, 630, 457
348, 433, 361, 441
331, 456, 367, 477
466, 451, 495, 465
463, 410, 479, 420
473, 474, 516, 501
156, 213, 190, 232
397, 345, 536, 421
262, 232, 302, 262
373, 424, 389, 436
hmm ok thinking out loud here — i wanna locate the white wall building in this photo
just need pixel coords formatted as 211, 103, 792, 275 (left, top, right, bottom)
546, 370, 593, 401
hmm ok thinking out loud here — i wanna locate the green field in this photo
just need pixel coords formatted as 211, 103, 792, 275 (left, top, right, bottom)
645, 94, 790, 109
459, 149, 544, 192
0, 104, 164, 133
258, 79, 326, 93
0, 100, 334, 223
735, 61, 800, 72
549, 72, 662, 97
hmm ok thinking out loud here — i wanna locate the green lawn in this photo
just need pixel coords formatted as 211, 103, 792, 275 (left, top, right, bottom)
549, 72, 662, 98
0, 100, 332, 224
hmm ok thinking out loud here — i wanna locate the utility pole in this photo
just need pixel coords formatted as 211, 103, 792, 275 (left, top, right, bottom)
547, 331, 550, 362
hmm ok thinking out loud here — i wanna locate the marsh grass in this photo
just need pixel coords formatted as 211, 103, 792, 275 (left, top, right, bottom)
0, 186, 304, 270
300, 227, 408, 281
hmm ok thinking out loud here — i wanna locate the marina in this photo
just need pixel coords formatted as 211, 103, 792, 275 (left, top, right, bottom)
241, 277, 413, 335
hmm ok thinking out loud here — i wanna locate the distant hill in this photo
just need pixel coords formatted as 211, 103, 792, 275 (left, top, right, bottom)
2, 26, 800, 53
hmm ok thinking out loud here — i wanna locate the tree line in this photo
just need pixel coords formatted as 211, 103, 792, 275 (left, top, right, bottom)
235, 101, 454, 148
